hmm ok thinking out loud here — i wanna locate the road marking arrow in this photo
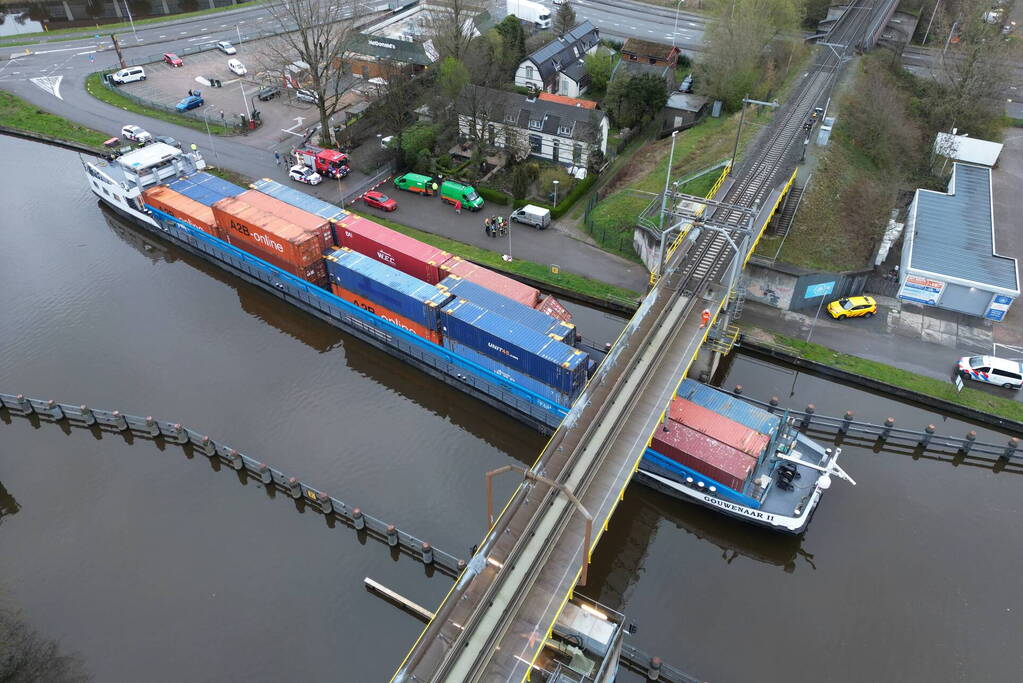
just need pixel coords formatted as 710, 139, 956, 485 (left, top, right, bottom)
30, 74, 63, 100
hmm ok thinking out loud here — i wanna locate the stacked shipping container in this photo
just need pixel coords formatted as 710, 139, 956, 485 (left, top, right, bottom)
167, 172, 245, 207
250, 179, 348, 225
141, 186, 216, 235
651, 420, 757, 491
335, 215, 450, 284
236, 189, 334, 253
438, 276, 576, 345
439, 257, 539, 308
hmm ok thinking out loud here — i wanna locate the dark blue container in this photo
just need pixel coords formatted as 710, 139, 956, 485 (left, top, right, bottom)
445, 339, 572, 406
441, 299, 587, 393
251, 178, 347, 224
676, 379, 780, 436
439, 276, 576, 345
326, 248, 451, 329
167, 172, 245, 207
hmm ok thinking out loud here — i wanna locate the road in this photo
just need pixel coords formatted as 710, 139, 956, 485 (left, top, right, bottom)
539, 0, 707, 49
900, 45, 1023, 118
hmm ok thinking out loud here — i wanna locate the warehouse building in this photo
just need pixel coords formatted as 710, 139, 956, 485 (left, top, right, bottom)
898, 162, 1019, 320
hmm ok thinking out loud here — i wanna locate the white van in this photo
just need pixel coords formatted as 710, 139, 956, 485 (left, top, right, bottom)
957, 355, 1023, 390
110, 67, 146, 84
510, 204, 551, 230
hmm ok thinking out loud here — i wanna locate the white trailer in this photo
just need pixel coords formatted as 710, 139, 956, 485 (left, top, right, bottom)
507, 0, 552, 29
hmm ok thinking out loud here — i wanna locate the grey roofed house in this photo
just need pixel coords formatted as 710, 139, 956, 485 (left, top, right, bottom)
457, 86, 604, 142
907, 163, 1017, 292
515, 21, 600, 96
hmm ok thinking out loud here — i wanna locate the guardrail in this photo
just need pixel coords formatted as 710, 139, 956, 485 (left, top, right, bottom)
0, 392, 466, 577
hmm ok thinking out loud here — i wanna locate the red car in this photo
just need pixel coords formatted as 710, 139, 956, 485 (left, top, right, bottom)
363, 191, 397, 212
163, 53, 184, 67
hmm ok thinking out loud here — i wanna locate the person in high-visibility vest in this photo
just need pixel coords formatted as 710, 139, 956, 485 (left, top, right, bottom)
700, 309, 711, 328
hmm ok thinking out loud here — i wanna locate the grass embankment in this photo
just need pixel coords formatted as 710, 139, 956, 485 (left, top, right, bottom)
0, 2, 258, 47
0, 90, 110, 150
204, 166, 255, 186
85, 72, 234, 136
766, 331, 1023, 423
353, 211, 640, 303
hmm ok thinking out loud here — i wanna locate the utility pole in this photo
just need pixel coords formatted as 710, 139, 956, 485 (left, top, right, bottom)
922, 0, 941, 46
121, 0, 138, 43
111, 33, 126, 69
730, 96, 779, 177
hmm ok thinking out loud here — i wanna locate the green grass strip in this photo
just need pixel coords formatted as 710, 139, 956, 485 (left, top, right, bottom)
768, 332, 1023, 422
351, 210, 641, 303
85, 72, 234, 136
0, 2, 258, 46
0, 90, 110, 150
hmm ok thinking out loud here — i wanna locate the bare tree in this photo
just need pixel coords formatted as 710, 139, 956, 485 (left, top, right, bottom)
264, 0, 358, 147
554, 2, 577, 36
426, 0, 482, 62
0, 606, 90, 682
370, 61, 420, 166
457, 84, 507, 156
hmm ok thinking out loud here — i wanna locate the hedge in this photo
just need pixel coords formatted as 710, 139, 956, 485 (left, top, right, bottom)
512, 174, 597, 219
477, 187, 511, 205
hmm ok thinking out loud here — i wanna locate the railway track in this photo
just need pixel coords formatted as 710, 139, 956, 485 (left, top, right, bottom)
393, 3, 900, 681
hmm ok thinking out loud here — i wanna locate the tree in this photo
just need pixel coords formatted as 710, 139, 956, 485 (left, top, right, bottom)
371, 61, 419, 165
427, 0, 480, 62
698, 0, 802, 110
554, 2, 577, 36
604, 73, 668, 128
494, 15, 527, 80
437, 57, 470, 102
511, 164, 531, 199
457, 83, 506, 155
0, 606, 90, 682
401, 123, 438, 168
264, 0, 357, 147
584, 52, 613, 97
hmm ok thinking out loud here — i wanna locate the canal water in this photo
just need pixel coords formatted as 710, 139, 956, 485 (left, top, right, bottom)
1, 137, 1020, 681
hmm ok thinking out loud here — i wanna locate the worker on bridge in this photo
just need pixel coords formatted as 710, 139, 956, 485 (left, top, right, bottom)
700, 309, 711, 328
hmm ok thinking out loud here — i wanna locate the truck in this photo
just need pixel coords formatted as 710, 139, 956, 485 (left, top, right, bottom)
294, 145, 350, 179
507, 0, 551, 29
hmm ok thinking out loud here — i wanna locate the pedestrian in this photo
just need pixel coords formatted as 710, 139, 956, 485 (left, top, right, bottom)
188, 89, 193, 97
220, 109, 225, 121
274, 151, 281, 166
454, 199, 461, 215
700, 309, 711, 328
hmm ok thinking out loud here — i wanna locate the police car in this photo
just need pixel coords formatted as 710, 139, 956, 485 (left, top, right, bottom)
957, 355, 1023, 390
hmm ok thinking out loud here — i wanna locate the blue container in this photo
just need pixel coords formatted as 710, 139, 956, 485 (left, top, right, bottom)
251, 178, 347, 224
439, 276, 576, 345
676, 379, 781, 436
445, 339, 573, 406
167, 172, 245, 207
441, 299, 587, 393
326, 248, 451, 329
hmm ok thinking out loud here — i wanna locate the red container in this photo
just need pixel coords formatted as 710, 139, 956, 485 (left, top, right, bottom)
236, 189, 334, 252
335, 215, 450, 284
651, 420, 756, 491
142, 185, 217, 235
440, 257, 539, 307
211, 197, 326, 286
668, 399, 770, 458
536, 294, 573, 323
331, 284, 442, 344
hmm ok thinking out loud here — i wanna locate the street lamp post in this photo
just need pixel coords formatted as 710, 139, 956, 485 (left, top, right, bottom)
659, 130, 679, 229
672, 0, 685, 47
202, 108, 220, 165
236, 24, 243, 46
239, 81, 251, 120
121, 0, 139, 43
729, 93, 749, 177
552, 180, 559, 207
921, 0, 941, 46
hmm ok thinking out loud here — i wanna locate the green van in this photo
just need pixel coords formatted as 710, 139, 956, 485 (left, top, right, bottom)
394, 172, 435, 196
439, 180, 484, 211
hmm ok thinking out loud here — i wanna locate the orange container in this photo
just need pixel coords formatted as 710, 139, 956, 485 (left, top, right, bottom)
331, 284, 442, 345
142, 185, 217, 236
236, 189, 334, 252
439, 256, 539, 307
212, 197, 326, 286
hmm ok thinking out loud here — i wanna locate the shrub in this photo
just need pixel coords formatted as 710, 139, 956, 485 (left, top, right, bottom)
538, 166, 572, 199
477, 187, 511, 205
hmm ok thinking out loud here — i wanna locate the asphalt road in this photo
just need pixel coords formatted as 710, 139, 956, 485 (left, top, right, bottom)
539, 0, 707, 50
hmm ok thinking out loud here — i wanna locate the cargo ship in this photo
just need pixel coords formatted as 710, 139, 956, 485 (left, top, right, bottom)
82, 143, 586, 433
635, 380, 855, 534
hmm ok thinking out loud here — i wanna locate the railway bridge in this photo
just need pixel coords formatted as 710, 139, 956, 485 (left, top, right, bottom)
392, 2, 901, 680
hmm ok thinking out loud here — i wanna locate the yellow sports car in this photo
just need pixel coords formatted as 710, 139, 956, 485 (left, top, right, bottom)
827, 295, 877, 319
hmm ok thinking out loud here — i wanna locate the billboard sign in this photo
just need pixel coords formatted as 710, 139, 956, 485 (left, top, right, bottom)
984, 293, 1013, 321
899, 275, 945, 305
805, 281, 835, 299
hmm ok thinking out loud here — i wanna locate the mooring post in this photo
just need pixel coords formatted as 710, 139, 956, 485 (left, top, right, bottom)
111, 410, 128, 431
1002, 437, 1019, 462
199, 435, 216, 456
79, 405, 96, 426
918, 424, 936, 448
733, 384, 743, 395
144, 416, 160, 437
768, 396, 780, 413
421, 542, 434, 566
286, 477, 302, 499
165, 422, 186, 443
11, 394, 31, 413
840, 410, 854, 435
387, 525, 398, 547
457, 559, 467, 572
317, 492, 333, 514
961, 431, 977, 455
800, 404, 815, 430
647, 655, 662, 681
257, 463, 272, 484
353, 507, 366, 530
226, 448, 243, 470
45, 400, 65, 420
880, 417, 895, 442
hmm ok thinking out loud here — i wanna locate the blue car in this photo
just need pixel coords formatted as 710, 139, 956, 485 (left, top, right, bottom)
175, 93, 203, 112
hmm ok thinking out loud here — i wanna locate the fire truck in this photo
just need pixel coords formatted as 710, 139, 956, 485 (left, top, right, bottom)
294, 145, 350, 179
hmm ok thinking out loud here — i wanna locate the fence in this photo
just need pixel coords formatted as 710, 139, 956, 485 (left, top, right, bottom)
99, 76, 249, 133
341, 162, 395, 207
0, 392, 466, 577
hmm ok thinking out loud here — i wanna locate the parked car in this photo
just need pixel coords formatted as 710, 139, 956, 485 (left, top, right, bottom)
510, 204, 551, 229
957, 355, 1023, 390
110, 66, 145, 84
257, 85, 280, 101
227, 59, 247, 76
288, 165, 322, 185
826, 295, 877, 319
216, 41, 237, 55
121, 124, 153, 144
295, 88, 319, 104
362, 191, 397, 211
163, 53, 184, 67
679, 73, 694, 93
380, 135, 395, 150
175, 93, 204, 112
154, 135, 181, 149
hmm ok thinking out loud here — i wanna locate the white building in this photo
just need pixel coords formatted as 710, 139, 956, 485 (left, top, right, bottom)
514, 21, 600, 98
457, 86, 608, 168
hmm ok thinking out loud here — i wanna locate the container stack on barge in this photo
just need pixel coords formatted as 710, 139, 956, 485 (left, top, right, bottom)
82, 144, 583, 433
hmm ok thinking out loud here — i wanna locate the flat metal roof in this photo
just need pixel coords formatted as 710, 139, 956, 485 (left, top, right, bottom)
909, 163, 1019, 293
